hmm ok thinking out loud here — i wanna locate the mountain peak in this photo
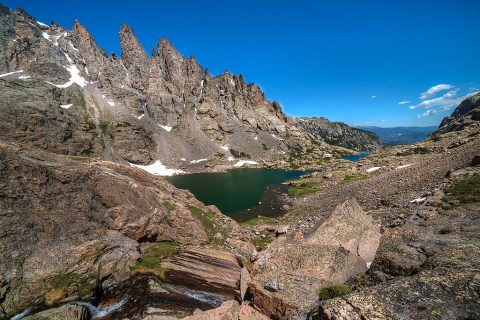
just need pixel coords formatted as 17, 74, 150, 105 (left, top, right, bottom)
119, 24, 149, 90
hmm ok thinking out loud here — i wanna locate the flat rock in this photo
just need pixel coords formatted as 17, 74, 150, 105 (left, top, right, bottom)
162, 248, 242, 296
23, 304, 90, 320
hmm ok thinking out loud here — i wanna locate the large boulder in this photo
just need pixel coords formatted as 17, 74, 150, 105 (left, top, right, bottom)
249, 199, 381, 319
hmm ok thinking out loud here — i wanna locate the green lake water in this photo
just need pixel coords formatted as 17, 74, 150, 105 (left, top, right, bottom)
168, 168, 312, 221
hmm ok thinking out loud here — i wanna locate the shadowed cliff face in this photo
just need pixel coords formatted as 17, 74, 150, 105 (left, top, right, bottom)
0, 5, 341, 172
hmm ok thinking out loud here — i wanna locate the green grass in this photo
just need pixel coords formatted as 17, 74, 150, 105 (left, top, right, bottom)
77, 90, 87, 110
49, 273, 99, 299
230, 149, 251, 159
288, 182, 318, 198
188, 205, 231, 245
343, 173, 369, 183
215, 152, 225, 158
99, 117, 110, 133
252, 235, 274, 251
445, 175, 480, 204
240, 215, 278, 226
162, 201, 176, 212
318, 284, 350, 300
84, 114, 96, 131
130, 242, 179, 280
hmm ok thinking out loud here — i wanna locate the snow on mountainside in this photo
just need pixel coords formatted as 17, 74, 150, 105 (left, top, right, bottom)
0, 5, 349, 174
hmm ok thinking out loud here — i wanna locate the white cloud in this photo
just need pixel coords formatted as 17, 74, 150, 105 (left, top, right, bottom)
417, 109, 439, 118
398, 100, 411, 105
371, 95, 377, 99
409, 90, 474, 111
381, 119, 386, 122
420, 84, 453, 99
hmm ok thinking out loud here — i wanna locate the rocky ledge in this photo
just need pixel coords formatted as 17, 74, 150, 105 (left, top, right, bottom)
0, 142, 253, 319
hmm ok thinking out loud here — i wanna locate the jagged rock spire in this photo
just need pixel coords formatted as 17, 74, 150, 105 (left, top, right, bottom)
119, 24, 150, 91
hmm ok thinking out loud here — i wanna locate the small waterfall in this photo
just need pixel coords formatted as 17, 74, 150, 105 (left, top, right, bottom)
72, 296, 129, 318
10, 309, 31, 320
164, 283, 230, 307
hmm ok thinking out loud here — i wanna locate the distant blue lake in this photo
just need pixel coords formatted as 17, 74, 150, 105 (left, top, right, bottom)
168, 168, 314, 221
341, 153, 370, 162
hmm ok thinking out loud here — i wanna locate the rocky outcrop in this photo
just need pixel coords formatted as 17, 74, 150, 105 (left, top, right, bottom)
308, 175, 480, 319
294, 117, 381, 152
182, 300, 269, 320
23, 304, 91, 320
0, 142, 252, 318
162, 248, 242, 296
249, 199, 381, 319
429, 92, 480, 139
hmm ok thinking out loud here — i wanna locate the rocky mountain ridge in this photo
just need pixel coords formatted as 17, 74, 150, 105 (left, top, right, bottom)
293, 117, 381, 152
0, 5, 346, 174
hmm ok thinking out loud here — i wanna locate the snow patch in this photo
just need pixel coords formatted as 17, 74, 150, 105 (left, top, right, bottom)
410, 197, 426, 203
234, 160, 258, 167
230, 78, 234, 86
254, 136, 258, 140
0, 70, 23, 78
19, 75, 30, 79
46, 65, 86, 88
366, 166, 382, 173
107, 100, 115, 107
159, 124, 172, 132
367, 262, 372, 269
200, 80, 204, 87
62, 50, 73, 63
180, 158, 186, 162
227, 156, 234, 161
396, 164, 413, 169
190, 159, 208, 164
42, 32, 50, 40
130, 160, 184, 176
271, 134, 284, 141
220, 146, 229, 151
36, 21, 49, 28
60, 104, 73, 109
69, 41, 79, 52
137, 114, 145, 120
85, 67, 89, 76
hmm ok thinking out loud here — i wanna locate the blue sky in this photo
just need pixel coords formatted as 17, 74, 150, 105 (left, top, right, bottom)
5, 0, 479, 127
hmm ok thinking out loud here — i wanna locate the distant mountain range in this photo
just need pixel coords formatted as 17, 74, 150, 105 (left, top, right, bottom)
355, 126, 438, 145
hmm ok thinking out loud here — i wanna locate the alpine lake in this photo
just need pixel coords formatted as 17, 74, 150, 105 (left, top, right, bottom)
168, 168, 316, 222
